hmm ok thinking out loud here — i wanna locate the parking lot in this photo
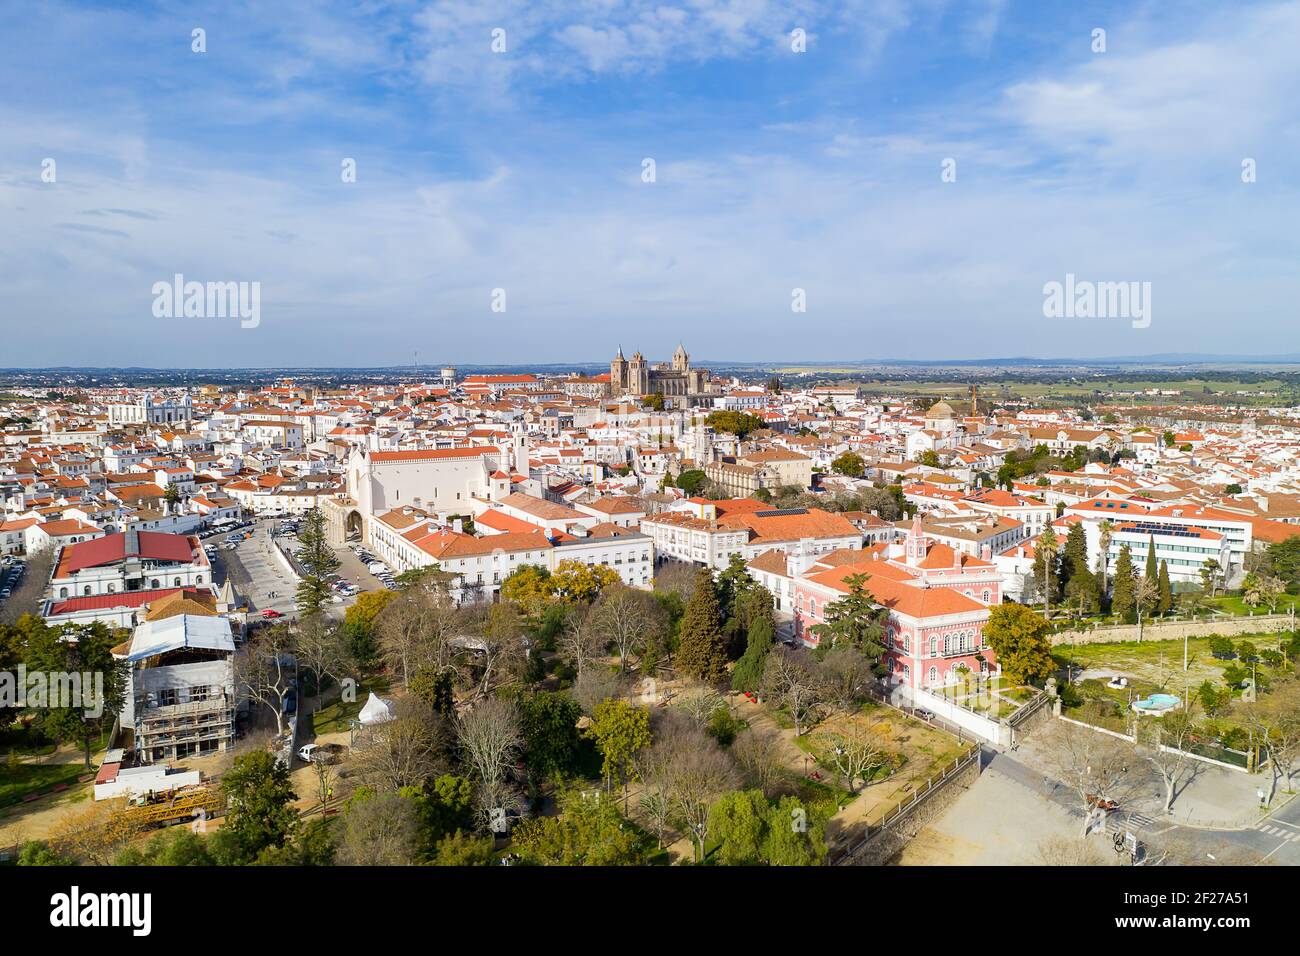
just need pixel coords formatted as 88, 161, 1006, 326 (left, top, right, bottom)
0, 557, 24, 603
339, 540, 397, 593
209, 516, 390, 622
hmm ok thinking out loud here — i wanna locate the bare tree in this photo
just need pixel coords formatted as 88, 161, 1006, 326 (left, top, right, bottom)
639, 789, 675, 850
663, 724, 740, 863
1040, 720, 1143, 836
732, 727, 792, 797
593, 584, 665, 672
653, 561, 698, 605
336, 792, 421, 866
352, 698, 448, 792
811, 721, 889, 794
572, 666, 623, 715
558, 603, 606, 680
1134, 577, 1159, 641
376, 585, 463, 687
293, 614, 351, 713
1032, 835, 1107, 866
817, 645, 874, 712
462, 601, 529, 697
234, 625, 296, 736
673, 687, 726, 728
457, 697, 525, 827
311, 751, 337, 813
47, 798, 143, 865
762, 646, 826, 737
1248, 683, 1300, 802
1136, 707, 1198, 814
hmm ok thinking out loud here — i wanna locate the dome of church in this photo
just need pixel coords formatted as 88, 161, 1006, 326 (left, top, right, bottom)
925, 400, 956, 420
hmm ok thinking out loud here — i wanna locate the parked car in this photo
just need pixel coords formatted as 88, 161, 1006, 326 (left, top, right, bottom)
298, 742, 342, 764
261, 608, 284, 619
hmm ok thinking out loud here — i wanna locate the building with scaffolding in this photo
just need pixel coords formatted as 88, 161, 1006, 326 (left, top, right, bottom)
117, 612, 238, 764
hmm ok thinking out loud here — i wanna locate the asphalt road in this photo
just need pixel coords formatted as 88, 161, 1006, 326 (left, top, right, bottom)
986, 748, 1300, 865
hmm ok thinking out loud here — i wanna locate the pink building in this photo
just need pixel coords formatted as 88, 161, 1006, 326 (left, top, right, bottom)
792, 517, 1000, 690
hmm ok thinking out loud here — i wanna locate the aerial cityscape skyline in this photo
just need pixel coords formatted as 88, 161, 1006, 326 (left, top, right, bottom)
1, 0, 1295, 922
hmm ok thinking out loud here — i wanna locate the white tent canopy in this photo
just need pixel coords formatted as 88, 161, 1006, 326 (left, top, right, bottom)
357, 692, 396, 726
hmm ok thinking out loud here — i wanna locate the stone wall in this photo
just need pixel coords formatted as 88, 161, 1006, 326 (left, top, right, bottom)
1049, 614, 1293, 647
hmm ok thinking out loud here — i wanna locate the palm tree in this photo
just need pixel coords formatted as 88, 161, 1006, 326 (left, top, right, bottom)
1096, 519, 1114, 594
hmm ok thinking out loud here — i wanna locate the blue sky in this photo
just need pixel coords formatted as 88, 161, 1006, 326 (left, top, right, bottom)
2, 0, 1298, 367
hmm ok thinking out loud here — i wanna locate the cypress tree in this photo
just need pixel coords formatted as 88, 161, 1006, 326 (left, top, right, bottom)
1112, 545, 1136, 621
731, 615, 774, 693
1157, 559, 1173, 615
1062, 522, 1088, 588
1143, 535, 1158, 583
676, 567, 729, 683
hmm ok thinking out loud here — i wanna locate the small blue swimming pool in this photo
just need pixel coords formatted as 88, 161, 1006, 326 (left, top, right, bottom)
1132, 693, 1181, 714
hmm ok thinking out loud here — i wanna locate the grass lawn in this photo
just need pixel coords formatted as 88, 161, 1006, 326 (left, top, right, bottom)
310, 677, 390, 736
1052, 634, 1292, 689
1055, 633, 1295, 736
0, 762, 90, 808
1208, 594, 1300, 616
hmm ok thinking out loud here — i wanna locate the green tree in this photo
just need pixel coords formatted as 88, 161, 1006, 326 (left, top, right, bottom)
430, 829, 495, 865
295, 507, 341, 616
518, 690, 585, 785
731, 614, 775, 693
708, 789, 769, 865
115, 827, 214, 866
1034, 526, 1060, 619
550, 559, 622, 603
1061, 523, 1088, 589
500, 564, 554, 618
342, 589, 395, 671
705, 410, 764, 439
16, 841, 74, 866
220, 750, 298, 862
1157, 560, 1173, 615
676, 567, 729, 682
587, 698, 651, 808
512, 788, 650, 865
982, 603, 1054, 685
407, 774, 476, 852
716, 553, 756, 621
409, 666, 456, 716
1196, 680, 1231, 717
762, 796, 827, 865
809, 573, 888, 673
1111, 545, 1136, 621
23, 620, 126, 767
674, 469, 707, 496
831, 452, 865, 477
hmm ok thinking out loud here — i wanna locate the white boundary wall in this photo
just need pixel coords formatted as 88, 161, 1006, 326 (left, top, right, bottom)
890, 683, 1010, 746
